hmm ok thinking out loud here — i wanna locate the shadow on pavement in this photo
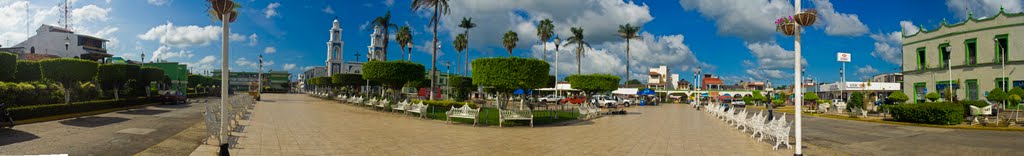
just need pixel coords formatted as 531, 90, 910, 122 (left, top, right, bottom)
58, 116, 130, 128
232, 125, 247, 133
155, 104, 192, 109
0, 128, 40, 146
117, 109, 171, 115
260, 100, 276, 102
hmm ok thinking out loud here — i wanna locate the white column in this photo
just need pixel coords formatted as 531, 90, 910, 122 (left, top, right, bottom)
219, 14, 229, 145
793, 0, 804, 155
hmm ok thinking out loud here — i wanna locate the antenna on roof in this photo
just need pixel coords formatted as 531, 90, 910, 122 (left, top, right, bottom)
57, 0, 74, 31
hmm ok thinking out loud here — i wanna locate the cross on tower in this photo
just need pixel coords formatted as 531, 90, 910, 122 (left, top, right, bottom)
354, 53, 361, 62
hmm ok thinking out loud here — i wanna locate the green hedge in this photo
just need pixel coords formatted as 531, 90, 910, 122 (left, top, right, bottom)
565, 74, 620, 93
362, 60, 425, 90
0, 81, 64, 107
332, 73, 366, 87
412, 100, 477, 109
7, 97, 157, 121
889, 102, 964, 125
15, 60, 41, 82
0, 52, 17, 82
471, 57, 549, 92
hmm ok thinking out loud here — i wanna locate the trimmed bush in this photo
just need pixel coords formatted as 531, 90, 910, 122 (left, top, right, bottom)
849, 92, 864, 110
98, 64, 137, 100
450, 76, 474, 101
986, 88, 1007, 102
888, 102, 964, 125
412, 100, 477, 108
362, 60, 425, 90
39, 58, 99, 104
0, 52, 17, 81
139, 67, 165, 96
15, 60, 41, 82
887, 91, 909, 104
331, 73, 366, 87
565, 74, 620, 94
471, 57, 550, 92
0, 82, 63, 107
1009, 87, 1024, 100
7, 97, 158, 121
925, 92, 940, 102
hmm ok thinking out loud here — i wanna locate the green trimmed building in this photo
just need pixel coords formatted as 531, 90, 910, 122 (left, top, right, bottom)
902, 8, 1024, 103
211, 70, 291, 91
145, 62, 189, 93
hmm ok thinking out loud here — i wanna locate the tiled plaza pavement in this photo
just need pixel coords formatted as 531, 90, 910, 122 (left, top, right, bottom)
192, 93, 793, 156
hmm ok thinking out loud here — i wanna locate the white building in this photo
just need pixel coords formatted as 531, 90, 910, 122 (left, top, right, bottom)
816, 81, 901, 101
367, 25, 385, 61
2, 24, 111, 61
648, 66, 680, 89
326, 18, 346, 75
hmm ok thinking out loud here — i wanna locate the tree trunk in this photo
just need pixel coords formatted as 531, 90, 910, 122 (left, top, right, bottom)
64, 87, 71, 105
576, 48, 582, 75
625, 39, 630, 85
429, 10, 438, 101
114, 88, 120, 100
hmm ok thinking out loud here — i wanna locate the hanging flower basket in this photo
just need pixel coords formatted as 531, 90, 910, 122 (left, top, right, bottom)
795, 9, 817, 26
226, 11, 238, 23
775, 16, 796, 36
209, 0, 235, 15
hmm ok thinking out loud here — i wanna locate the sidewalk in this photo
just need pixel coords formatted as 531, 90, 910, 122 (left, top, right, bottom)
190, 93, 793, 155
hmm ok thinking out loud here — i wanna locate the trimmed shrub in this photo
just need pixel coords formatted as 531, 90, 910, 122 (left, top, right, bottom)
39, 58, 99, 104
0, 52, 17, 81
362, 60, 425, 90
1009, 87, 1024, 100
986, 88, 1007, 102
7, 97, 158, 121
412, 100, 477, 109
331, 73, 366, 87
888, 102, 965, 125
139, 67, 165, 96
15, 60, 41, 82
565, 74, 620, 94
98, 64, 136, 100
471, 57, 550, 92
849, 92, 864, 110
925, 92, 940, 102
887, 91, 909, 104
450, 76, 474, 101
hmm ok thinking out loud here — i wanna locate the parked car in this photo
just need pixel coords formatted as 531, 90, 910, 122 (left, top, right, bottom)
159, 90, 188, 105
559, 96, 588, 104
731, 100, 746, 107
592, 95, 630, 108
538, 95, 564, 104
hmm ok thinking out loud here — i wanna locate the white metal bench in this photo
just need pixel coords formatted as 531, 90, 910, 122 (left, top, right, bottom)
406, 101, 428, 118
499, 107, 533, 127
375, 99, 390, 111
446, 104, 480, 126
392, 100, 410, 112
365, 98, 377, 107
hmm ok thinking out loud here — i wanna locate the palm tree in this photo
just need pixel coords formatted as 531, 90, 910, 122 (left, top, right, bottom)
369, 11, 399, 60
563, 27, 591, 75
617, 23, 640, 85
458, 17, 476, 75
503, 31, 519, 57
536, 19, 555, 60
396, 26, 413, 61
453, 33, 468, 74
412, 0, 450, 100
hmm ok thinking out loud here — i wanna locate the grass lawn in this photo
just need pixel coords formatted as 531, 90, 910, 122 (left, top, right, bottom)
423, 108, 579, 127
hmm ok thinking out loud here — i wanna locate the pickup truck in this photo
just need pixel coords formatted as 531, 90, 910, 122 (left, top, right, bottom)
538, 95, 564, 104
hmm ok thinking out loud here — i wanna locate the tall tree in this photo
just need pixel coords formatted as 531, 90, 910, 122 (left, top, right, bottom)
617, 23, 640, 85
412, 0, 450, 100
536, 19, 555, 59
458, 17, 476, 75
369, 11, 399, 59
563, 27, 591, 75
503, 31, 519, 57
453, 33, 468, 73
396, 25, 413, 61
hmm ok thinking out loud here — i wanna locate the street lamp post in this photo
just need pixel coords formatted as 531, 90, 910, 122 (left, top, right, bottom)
996, 39, 1016, 125
554, 37, 561, 97
258, 54, 263, 101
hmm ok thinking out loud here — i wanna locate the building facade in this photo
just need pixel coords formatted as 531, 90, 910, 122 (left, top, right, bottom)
212, 70, 291, 91
647, 66, 679, 89
146, 62, 189, 93
1, 25, 111, 61
902, 9, 1024, 103
326, 19, 346, 75
367, 25, 386, 61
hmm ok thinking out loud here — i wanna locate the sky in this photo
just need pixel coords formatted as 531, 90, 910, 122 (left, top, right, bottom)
1, 0, 1021, 86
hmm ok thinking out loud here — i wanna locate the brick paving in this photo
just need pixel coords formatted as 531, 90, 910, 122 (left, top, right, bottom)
191, 93, 793, 156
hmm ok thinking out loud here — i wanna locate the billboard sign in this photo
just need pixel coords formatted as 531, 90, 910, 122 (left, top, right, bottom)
837, 52, 851, 62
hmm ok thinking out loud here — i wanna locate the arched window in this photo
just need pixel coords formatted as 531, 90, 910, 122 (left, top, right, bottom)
30, 47, 35, 53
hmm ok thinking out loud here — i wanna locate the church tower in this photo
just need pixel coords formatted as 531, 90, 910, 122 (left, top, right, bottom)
367, 25, 385, 61
326, 18, 345, 75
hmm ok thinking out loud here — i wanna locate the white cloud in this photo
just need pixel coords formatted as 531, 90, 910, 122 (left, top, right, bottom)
264, 2, 281, 18
71, 4, 111, 24
359, 21, 370, 31
678, 0, 792, 41
247, 33, 258, 46
440, 0, 653, 50
183, 55, 218, 74
812, 0, 869, 36
746, 69, 790, 80
235, 57, 274, 70
746, 42, 808, 69
138, 22, 245, 47
383, 0, 395, 7
946, 0, 1023, 19
283, 63, 296, 70
530, 32, 705, 82
322, 5, 335, 14
856, 65, 879, 79
900, 21, 919, 36
147, 0, 171, 6
264, 46, 276, 54
1, 1, 117, 49
870, 31, 903, 65
150, 46, 194, 61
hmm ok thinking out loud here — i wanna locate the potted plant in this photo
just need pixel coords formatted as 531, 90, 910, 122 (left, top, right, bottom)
775, 16, 796, 36
795, 9, 817, 26
207, 0, 234, 15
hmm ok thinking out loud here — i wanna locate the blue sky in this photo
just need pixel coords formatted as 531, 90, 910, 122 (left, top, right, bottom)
2, 0, 1021, 85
